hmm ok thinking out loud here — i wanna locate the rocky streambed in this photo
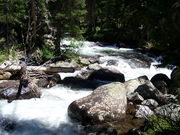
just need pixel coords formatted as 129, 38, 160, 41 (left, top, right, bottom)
0, 41, 179, 135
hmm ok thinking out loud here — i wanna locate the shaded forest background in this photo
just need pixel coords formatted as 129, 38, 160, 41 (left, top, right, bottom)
0, 0, 179, 66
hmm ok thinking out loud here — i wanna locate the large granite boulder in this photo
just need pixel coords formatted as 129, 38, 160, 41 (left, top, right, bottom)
88, 68, 125, 82
151, 73, 170, 94
68, 82, 127, 124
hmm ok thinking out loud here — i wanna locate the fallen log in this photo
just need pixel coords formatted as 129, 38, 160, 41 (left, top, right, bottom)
0, 66, 75, 73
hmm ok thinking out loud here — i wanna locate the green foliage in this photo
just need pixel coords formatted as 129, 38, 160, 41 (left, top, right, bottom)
0, 0, 179, 64
143, 115, 180, 135
86, 0, 179, 66
0, 45, 19, 63
0, 0, 48, 56
63, 49, 78, 60
0, 48, 8, 63
49, 0, 87, 55
0, 55, 8, 63
39, 46, 55, 60
0, 0, 26, 25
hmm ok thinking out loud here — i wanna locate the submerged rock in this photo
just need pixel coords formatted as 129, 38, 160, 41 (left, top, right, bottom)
106, 60, 118, 66
68, 82, 127, 124
0, 118, 16, 132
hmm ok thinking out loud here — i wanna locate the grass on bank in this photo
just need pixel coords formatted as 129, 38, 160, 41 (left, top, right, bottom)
143, 114, 180, 135
0, 44, 20, 63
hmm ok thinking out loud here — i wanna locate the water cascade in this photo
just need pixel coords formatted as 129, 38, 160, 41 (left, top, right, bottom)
0, 41, 172, 135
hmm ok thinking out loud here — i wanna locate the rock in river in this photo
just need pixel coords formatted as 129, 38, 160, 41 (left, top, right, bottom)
0, 80, 40, 100
88, 68, 125, 82
125, 76, 166, 105
151, 73, 170, 94
68, 82, 127, 124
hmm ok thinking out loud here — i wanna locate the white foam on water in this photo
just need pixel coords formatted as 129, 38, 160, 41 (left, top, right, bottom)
99, 57, 172, 81
79, 41, 172, 80
0, 85, 92, 135
59, 70, 82, 80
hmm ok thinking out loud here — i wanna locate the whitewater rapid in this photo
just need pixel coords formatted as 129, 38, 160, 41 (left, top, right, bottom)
0, 41, 172, 135
79, 41, 172, 80
0, 85, 92, 135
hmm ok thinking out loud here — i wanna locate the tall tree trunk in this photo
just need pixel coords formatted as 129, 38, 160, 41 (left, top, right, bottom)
86, 0, 96, 31
31, 0, 37, 43
25, 0, 38, 56
5, 0, 10, 53
55, 26, 62, 55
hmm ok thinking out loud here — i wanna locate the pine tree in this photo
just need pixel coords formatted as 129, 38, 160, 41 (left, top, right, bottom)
0, 0, 26, 52
24, 0, 47, 55
48, 0, 87, 55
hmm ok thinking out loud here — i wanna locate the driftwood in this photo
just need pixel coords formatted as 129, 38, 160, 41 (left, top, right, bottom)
0, 65, 75, 73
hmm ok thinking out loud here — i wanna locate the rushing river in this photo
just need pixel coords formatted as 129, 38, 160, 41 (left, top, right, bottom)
0, 41, 172, 135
